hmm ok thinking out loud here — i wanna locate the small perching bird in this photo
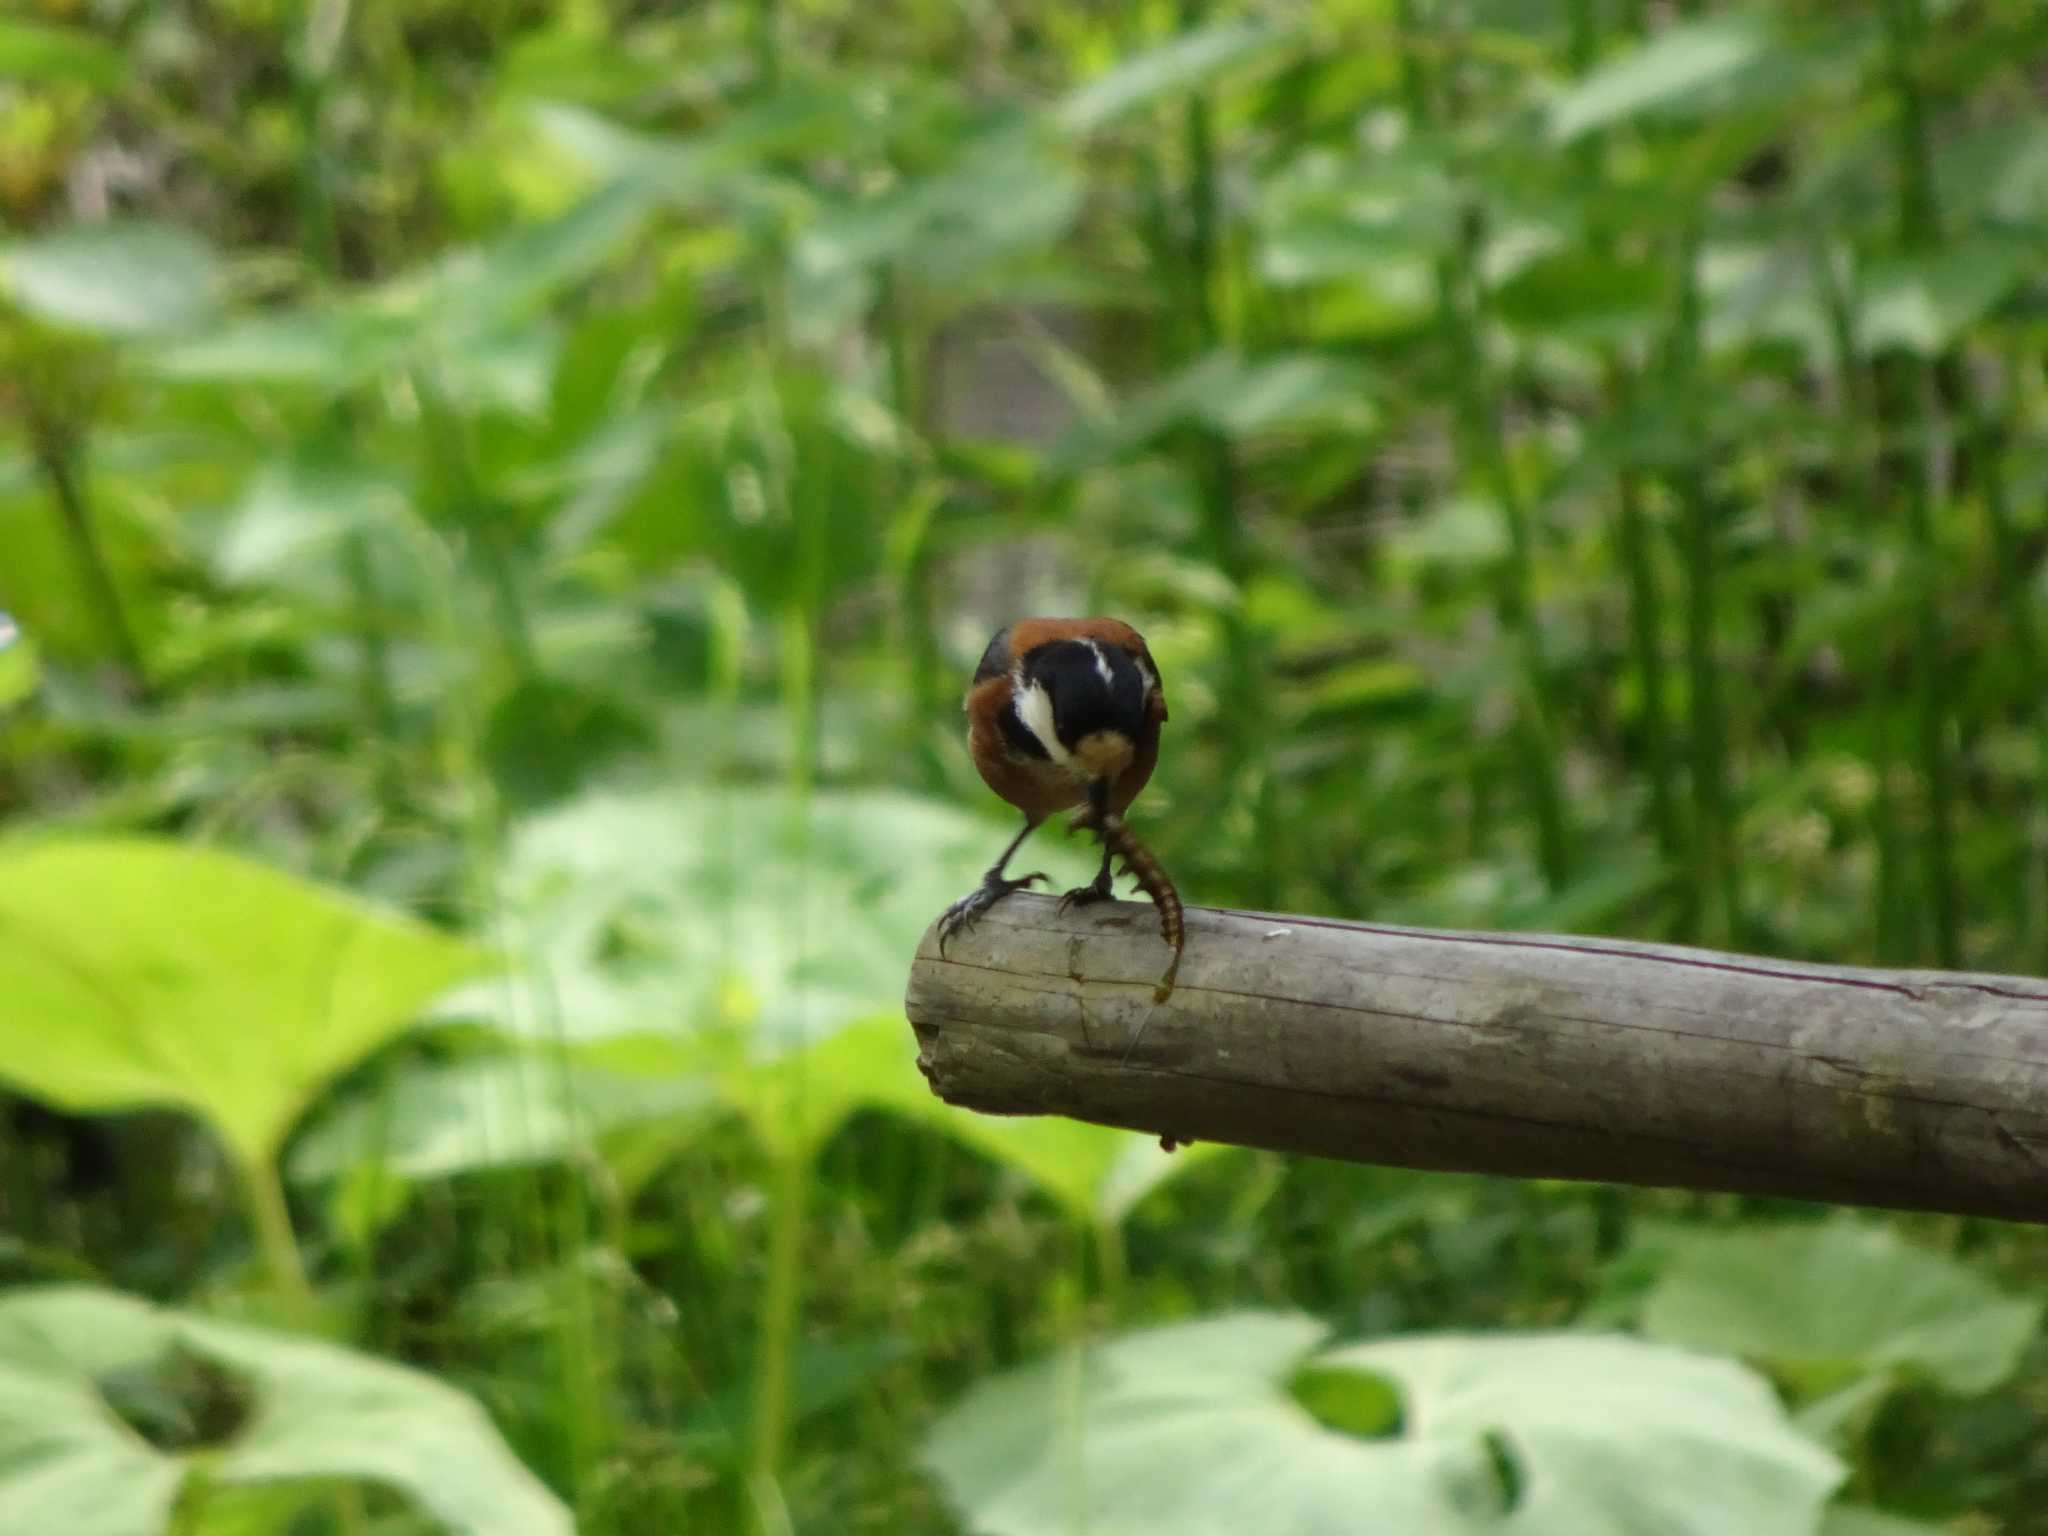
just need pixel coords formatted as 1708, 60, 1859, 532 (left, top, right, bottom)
937, 617, 1184, 1001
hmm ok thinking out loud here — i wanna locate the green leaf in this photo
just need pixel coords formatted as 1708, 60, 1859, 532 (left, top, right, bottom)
1858, 239, 2033, 356
794, 128, 1082, 287
920, 1110, 1230, 1225
923, 1313, 1841, 1536
1056, 22, 1284, 136
1, 223, 222, 337
288, 1054, 712, 1183
0, 1287, 570, 1536
1058, 349, 1374, 467
0, 19, 125, 87
445, 786, 1094, 1063
1547, 12, 1773, 143
1638, 1220, 2043, 1396
210, 458, 409, 590
0, 839, 490, 1170
1819, 1508, 1951, 1536
146, 308, 406, 384
396, 179, 657, 338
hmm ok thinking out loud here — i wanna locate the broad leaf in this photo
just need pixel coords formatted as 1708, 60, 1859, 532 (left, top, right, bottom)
442, 786, 1094, 1062
1, 223, 221, 337
0, 838, 489, 1169
1638, 1220, 2042, 1396
0, 1287, 570, 1536
924, 1313, 1841, 1536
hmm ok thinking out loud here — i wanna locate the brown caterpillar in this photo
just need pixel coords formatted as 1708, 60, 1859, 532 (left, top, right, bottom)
1074, 806, 1183, 1003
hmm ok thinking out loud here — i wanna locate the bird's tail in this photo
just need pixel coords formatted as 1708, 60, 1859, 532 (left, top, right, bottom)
1078, 805, 1183, 1003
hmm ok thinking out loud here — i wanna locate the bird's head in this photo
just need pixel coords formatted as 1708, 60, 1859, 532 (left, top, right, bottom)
1006, 624, 1161, 781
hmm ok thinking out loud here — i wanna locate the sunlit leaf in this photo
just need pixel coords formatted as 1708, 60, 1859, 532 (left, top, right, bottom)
0, 19, 125, 87
147, 308, 407, 384
0, 1287, 571, 1536
0, 839, 490, 1170
1638, 1220, 2042, 1396
1, 223, 221, 337
1056, 22, 1285, 136
1857, 239, 2033, 356
210, 459, 410, 591
288, 1054, 712, 1183
924, 1313, 1841, 1536
1547, 12, 1773, 143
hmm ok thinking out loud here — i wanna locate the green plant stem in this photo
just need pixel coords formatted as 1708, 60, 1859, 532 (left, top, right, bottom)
1975, 402, 2048, 964
1567, 0, 1679, 871
24, 395, 148, 692
1609, 375, 1682, 863
1904, 368, 1960, 966
1811, 241, 1910, 960
1668, 225, 1737, 944
292, 3, 401, 768
1406, 12, 1569, 890
413, 367, 537, 675
241, 1154, 311, 1302
747, 1146, 809, 1536
1175, 0, 1276, 904
1443, 210, 1571, 890
1881, 0, 1961, 967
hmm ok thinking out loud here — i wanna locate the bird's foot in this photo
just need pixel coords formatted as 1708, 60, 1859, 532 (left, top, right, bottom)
937, 870, 1048, 954
1055, 873, 1116, 913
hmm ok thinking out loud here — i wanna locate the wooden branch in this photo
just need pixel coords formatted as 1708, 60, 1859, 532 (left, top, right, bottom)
906, 895, 2048, 1224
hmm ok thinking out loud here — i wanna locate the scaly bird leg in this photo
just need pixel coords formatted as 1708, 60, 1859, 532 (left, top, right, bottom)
937, 816, 1047, 955
1056, 842, 1116, 912
1068, 783, 1184, 1007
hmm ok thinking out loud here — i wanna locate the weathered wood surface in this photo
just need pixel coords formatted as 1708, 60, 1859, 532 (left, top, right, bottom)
906, 894, 2048, 1223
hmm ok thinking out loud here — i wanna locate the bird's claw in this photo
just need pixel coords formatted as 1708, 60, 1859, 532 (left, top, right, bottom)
936, 871, 1048, 955
1055, 876, 1116, 914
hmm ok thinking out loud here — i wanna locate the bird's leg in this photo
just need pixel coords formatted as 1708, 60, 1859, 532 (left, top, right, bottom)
937, 816, 1048, 953
1057, 841, 1116, 912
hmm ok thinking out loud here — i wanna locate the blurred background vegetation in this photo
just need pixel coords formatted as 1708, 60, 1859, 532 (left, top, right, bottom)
3, 0, 2048, 1532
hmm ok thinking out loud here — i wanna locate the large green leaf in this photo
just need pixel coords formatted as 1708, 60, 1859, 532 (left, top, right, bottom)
923, 1313, 1841, 1536
441, 786, 1094, 1061
1, 223, 222, 337
0, 839, 489, 1169
446, 787, 1213, 1198
1638, 1221, 2041, 1397
0, 1286, 570, 1536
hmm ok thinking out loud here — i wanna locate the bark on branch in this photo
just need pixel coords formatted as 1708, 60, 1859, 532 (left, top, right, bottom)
906, 895, 2048, 1223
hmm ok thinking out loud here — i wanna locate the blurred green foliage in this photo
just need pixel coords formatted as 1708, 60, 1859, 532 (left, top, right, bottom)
3, 0, 2048, 1532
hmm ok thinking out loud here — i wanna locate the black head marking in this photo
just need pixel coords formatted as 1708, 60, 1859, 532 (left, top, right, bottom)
1020, 638, 1147, 753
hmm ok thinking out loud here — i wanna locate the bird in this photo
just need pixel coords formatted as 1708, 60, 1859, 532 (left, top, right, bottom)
937, 617, 1184, 1000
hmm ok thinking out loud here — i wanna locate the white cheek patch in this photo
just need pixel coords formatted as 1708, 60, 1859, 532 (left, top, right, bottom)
1012, 673, 1073, 766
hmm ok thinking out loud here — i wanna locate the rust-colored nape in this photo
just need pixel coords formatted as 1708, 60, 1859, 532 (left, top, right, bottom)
1073, 805, 1183, 1002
